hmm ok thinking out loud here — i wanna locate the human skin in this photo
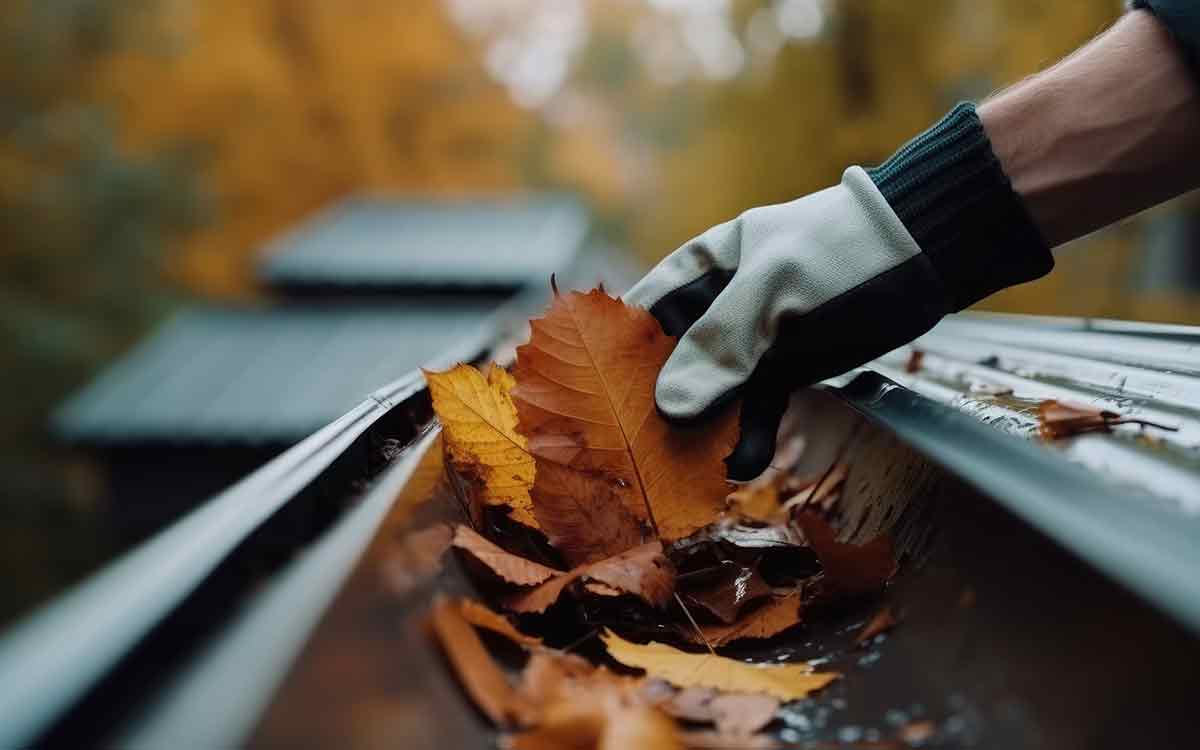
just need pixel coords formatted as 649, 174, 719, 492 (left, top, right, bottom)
979, 9, 1200, 248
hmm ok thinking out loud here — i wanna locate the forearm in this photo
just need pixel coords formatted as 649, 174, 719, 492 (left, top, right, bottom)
979, 10, 1200, 247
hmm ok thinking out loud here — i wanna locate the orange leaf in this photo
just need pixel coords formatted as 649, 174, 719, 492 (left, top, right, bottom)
521, 460, 643, 566
428, 595, 537, 728
1036, 399, 1177, 440
512, 288, 738, 563
452, 525, 563, 586
792, 513, 895, 595
855, 604, 898, 646
602, 630, 838, 701
508, 541, 675, 614
458, 597, 543, 649
687, 593, 803, 646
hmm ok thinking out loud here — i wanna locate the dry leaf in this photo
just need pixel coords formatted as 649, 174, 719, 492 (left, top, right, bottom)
512, 288, 738, 562
687, 593, 803, 646
727, 483, 779, 522
519, 460, 644, 566
504, 690, 681, 750
780, 462, 847, 515
677, 730, 779, 749
855, 605, 898, 646
792, 513, 896, 595
1036, 399, 1177, 440
381, 523, 453, 596
518, 651, 607, 705
428, 596, 536, 728
602, 630, 838, 701
653, 687, 779, 736
427, 363, 538, 527
458, 598, 543, 649
508, 541, 675, 614
681, 562, 772, 624
452, 525, 563, 586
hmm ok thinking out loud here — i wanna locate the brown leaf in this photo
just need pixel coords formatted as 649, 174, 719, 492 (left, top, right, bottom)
426, 364, 538, 527
726, 482, 780, 522
780, 462, 847, 515
380, 523, 453, 596
512, 288, 738, 562
904, 349, 924, 374
653, 687, 779, 736
681, 562, 772, 624
504, 689, 681, 750
508, 541, 675, 614
520, 460, 644, 567
792, 513, 896, 595
686, 593, 803, 646
709, 694, 780, 736
1036, 399, 1178, 440
428, 595, 537, 728
855, 605, 898, 646
602, 630, 838, 701
458, 597, 543, 649
677, 729, 779, 749
452, 524, 563, 586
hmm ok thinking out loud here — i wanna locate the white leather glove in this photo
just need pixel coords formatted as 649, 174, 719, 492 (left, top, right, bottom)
625, 167, 942, 479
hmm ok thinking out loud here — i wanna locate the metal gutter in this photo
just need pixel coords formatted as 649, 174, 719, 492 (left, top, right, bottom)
116, 428, 441, 749
833, 370, 1200, 635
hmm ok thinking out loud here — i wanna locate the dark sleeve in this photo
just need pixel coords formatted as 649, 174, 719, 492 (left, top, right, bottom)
1131, 0, 1200, 80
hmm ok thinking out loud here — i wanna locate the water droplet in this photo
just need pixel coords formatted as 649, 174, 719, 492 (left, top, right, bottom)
858, 650, 881, 667
885, 709, 909, 727
837, 726, 863, 743
832, 698, 848, 711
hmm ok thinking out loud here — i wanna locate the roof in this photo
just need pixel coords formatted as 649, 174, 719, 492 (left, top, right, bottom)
256, 194, 590, 292
53, 302, 498, 445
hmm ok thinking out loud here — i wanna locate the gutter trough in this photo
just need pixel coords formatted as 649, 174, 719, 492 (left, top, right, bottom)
1, 312, 1199, 749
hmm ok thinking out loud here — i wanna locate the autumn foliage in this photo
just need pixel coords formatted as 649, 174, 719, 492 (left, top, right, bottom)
420, 287, 899, 747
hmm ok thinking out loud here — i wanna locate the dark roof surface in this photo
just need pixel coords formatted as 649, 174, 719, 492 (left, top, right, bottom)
53, 302, 498, 445
257, 195, 590, 291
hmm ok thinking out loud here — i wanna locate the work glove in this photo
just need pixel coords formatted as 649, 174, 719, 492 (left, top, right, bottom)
625, 104, 1054, 481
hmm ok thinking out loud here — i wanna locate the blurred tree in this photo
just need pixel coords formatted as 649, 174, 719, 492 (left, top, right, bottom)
97, 0, 535, 297
0, 0, 204, 622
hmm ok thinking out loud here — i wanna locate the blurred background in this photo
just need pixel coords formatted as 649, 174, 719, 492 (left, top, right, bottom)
3, 0, 1197, 625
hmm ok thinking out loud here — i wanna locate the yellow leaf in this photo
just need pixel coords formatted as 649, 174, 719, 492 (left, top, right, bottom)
601, 630, 837, 701
426, 363, 537, 528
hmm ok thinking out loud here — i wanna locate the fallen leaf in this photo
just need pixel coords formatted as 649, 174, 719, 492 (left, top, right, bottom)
518, 651, 608, 705
727, 482, 780, 522
686, 593, 803, 646
426, 363, 538, 527
792, 513, 896, 595
602, 630, 838, 701
652, 687, 779, 736
508, 541, 675, 614
780, 463, 848, 515
1036, 399, 1178, 440
428, 596, 537, 728
381, 523, 453, 596
512, 288, 738, 562
585, 581, 624, 597
681, 562, 772, 624
709, 694, 780, 736
676, 730, 779, 749
504, 689, 681, 750
458, 598, 543, 649
452, 525, 563, 586
898, 719, 937, 745
904, 349, 924, 374
519, 460, 644, 566
855, 605, 898, 646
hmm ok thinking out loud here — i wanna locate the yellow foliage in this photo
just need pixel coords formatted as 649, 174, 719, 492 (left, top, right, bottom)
426, 363, 537, 528
601, 630, 838, 701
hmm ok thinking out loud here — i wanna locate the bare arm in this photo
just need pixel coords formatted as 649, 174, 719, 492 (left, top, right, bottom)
980, 10, 1200, 247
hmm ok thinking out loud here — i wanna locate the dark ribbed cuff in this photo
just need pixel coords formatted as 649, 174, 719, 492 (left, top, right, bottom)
866, 102, 1053, 311
1130, 1, 1200, 84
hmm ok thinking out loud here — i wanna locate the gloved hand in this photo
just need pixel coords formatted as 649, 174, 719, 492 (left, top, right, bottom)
625, 104, 1055, 481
